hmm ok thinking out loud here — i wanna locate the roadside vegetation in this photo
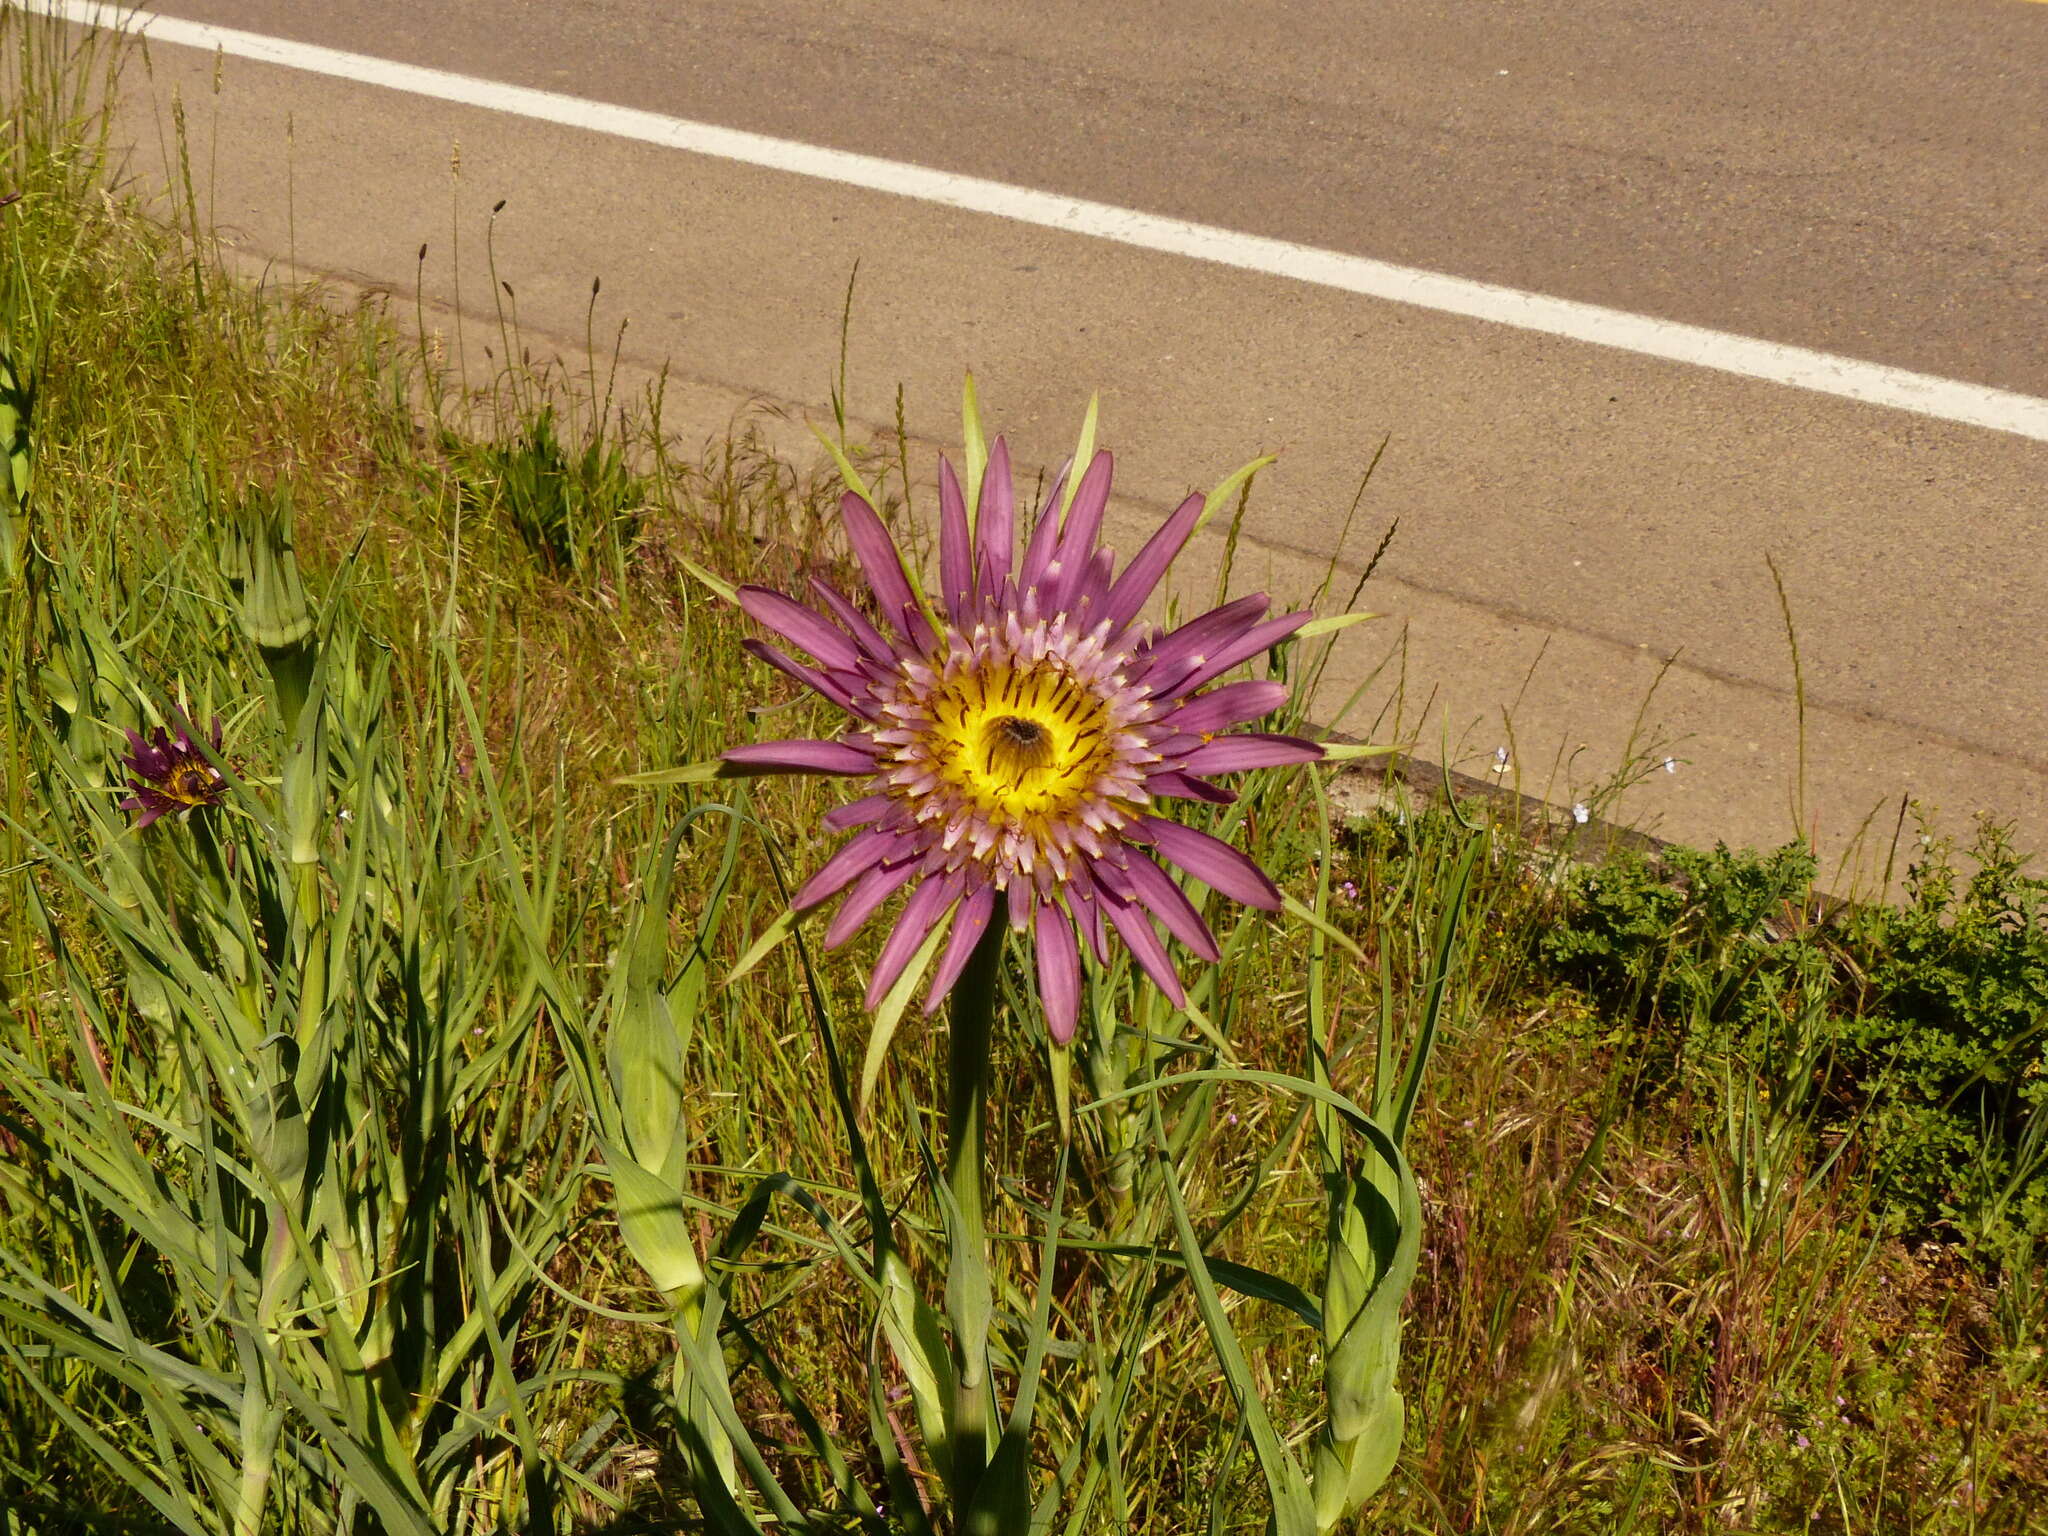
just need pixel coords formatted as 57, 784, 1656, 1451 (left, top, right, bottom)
1, 16, 2042, 1535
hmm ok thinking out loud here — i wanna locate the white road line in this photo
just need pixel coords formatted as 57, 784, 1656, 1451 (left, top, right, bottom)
28, 0, 2048, 444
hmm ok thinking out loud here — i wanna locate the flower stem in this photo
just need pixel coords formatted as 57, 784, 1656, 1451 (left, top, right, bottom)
944, 922, 1002, 1518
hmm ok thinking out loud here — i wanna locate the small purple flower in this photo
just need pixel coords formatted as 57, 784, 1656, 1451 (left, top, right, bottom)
719, 432, 1321, 1042
119, 717, 228, 829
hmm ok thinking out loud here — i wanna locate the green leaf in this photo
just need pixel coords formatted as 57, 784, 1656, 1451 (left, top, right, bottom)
1148, 1088, 1317, 1536
1311, 1394, 1404, 1530
1010, 1238, 1324, 1332
866, 1320, 941, 1536
1295, 611, 1382, 639
962, 371, 989, 531
1282, 892, 1369, 965
1390, 833, 1481, 1145
1057, 393, 1100, 528
1313, 1153, 1421, 1527
610, 821, 693, 1173
970, 1155, 1069, 1536
1194, 453, 1277, 538
614, 758, 745, 787
679, 556, 738, 605
727, 905, 803, 986
1202, 1256, 1325, 1333
859, 917, 949, 1113
811, 421, 876, 508
603, 1147, 706, 1303
878, 1244, 957, 1481
1319, 741, 1405, 763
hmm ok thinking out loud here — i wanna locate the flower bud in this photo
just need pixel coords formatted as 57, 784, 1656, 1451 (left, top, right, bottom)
0, 347, 34, 576
227, 490, 317, 731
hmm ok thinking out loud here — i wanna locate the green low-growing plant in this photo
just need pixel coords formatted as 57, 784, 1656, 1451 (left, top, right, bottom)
1541, 827, 2048, 1269
1842, 821, 2048, 1264
452, 404, 644, 579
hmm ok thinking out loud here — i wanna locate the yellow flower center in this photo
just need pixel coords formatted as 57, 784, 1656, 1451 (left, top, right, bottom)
922, 663, 1114, 821
166, 765, 217, 806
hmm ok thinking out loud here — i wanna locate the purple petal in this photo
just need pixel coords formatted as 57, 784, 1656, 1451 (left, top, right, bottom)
1105, 491, 1205, 628
809, 578, 895, 661
124, 729, 170, 778
1164, 679, 1289, 736
923, 882, 998, 1014
1034, 899, 1083, 1044
1136, 816, 1283, 911
1151, 732, 1208, 762
1051, 450, 1114, 572
837, 491, 925, 641
825, 858, 919, 948
1171, 612, 1313, 698
1069, 883, 1111, 965
737, 586, 861, 672
823, 794, 893, 833
722, 739, 876, 776
1176, 733, 1324, 774
1018, 459, 1070, 595
1123, 852, 1221, 962
1137, 594, 1269, 682
1146, 770, 1238, 806
1102, 892, 1187, 1008
1057, 546, 1115, 622
938, 456, 974, 623
975, 437, 1015, 597
864, 873, 962, 1011
742, 638, 865, 715
794, 828, 902, 911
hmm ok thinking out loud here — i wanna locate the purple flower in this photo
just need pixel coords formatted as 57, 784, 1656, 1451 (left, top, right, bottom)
719, 434, 1320, 1042
119, 717, 229, 829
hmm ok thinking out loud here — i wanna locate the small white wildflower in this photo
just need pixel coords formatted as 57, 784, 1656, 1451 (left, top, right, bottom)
1572, 803, 1590, 825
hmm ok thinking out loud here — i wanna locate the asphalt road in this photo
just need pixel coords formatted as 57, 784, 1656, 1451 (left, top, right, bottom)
38, 0, 2048, 872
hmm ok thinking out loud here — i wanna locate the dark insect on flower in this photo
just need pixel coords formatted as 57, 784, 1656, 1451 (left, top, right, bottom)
119, 717, 229, 829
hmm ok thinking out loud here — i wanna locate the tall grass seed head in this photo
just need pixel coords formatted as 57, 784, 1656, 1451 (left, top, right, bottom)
119, 716, 229, 829
720, 431, 1321, 1042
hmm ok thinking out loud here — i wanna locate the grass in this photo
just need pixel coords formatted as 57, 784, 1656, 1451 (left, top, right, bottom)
1, 14, 2044, 1534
